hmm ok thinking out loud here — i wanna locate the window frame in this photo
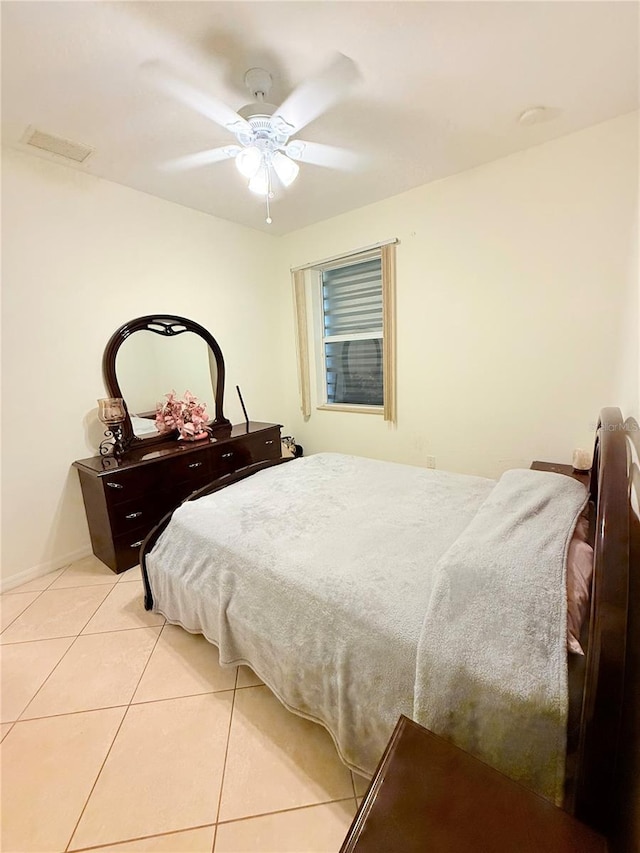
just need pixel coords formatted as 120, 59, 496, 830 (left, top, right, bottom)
292, 241, 396, 422
311, 250, 385, 415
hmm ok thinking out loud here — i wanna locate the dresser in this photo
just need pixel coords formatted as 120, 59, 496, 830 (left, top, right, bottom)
74, 421, 282, 573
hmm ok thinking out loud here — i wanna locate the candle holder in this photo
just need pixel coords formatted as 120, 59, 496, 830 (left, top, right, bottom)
97, 397, 131, 457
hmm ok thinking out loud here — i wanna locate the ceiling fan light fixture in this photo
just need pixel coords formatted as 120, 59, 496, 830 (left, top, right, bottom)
235, 145, 262, 178
248, 163, 270, 196
272, 151, 299, 187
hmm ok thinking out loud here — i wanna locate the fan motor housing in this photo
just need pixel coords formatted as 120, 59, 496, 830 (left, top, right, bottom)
238, 102, 278, 121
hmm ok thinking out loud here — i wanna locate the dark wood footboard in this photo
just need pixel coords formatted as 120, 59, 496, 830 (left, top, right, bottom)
140, 456, 293, 610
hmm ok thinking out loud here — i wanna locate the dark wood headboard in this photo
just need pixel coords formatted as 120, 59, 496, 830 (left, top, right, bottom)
574, 408, 636, 848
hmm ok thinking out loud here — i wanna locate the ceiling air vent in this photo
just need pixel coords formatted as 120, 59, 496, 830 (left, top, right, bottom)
22, 127, 94, 163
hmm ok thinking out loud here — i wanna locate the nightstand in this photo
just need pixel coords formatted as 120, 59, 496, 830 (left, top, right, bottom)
340, 716, 606, 852
531, 460, 590, 489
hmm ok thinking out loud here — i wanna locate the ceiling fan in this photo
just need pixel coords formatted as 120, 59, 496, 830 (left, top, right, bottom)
144, 54, 361, 224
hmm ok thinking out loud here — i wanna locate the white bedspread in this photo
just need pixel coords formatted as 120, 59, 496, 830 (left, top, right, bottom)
145, 453, 586, 801
146, 453, 494, 773
415, 467, 587, 803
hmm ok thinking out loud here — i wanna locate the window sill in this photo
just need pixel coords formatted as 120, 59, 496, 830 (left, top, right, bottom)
316, 404, 383, 415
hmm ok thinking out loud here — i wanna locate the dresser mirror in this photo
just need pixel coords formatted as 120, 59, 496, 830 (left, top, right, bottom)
103, 315, 231, 447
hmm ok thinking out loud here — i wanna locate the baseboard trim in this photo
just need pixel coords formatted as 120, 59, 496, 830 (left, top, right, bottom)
1, 546, 93, 593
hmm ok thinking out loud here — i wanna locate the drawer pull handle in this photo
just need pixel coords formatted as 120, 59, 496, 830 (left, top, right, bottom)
130, 540, 144, 549
188, 462, 203, 469
222, 452, 233, 459
106, 482, 124, 489
265, 440, 274, 445
125, 511, 142, 520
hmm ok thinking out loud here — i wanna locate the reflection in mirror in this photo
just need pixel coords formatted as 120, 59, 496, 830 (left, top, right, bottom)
115, 331, 218, 437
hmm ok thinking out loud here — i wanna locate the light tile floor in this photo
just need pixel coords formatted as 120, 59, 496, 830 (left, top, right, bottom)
1, 556, 368, 853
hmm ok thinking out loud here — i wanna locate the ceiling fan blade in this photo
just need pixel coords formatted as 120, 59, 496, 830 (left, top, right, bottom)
142, 61, 251, 135
271, 53, 359, 135
285, 140, 366, 171
161, 146, 240, 172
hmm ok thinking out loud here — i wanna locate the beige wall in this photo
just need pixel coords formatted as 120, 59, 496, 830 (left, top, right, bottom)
1, 148, 283, 586
277, 112, 639, 477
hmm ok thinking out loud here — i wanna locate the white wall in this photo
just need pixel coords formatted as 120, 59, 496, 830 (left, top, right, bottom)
277, 112, 639, 477
615, 201, 640, 422
1, 148, 283, 586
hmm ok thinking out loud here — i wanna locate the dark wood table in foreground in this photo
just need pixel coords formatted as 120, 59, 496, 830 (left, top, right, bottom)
340, 716, 607, 853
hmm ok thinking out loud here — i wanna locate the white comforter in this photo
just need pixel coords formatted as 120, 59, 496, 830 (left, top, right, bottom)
145, 453, 586, 802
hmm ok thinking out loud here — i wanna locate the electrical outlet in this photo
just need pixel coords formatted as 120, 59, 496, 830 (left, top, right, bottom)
426, 456, 436, 469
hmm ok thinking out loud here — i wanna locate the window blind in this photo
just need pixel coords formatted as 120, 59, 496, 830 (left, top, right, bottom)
322, 259, 383, 338
322, 257, 383, 406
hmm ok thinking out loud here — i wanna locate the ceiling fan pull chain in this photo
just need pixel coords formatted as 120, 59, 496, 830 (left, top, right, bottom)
265, 169, 273, 224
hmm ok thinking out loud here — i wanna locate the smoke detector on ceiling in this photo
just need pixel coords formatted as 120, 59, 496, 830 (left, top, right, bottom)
21, 126, 94, 163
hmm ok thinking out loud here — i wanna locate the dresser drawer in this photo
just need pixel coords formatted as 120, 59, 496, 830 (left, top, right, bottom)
162, 448, 212, 484
209, 442, 252, 476
109, 495, 168, 537
240, 428, 282, 464
208, 429, 280, 476
101, 467, 159, 505
113, 528, 153, 571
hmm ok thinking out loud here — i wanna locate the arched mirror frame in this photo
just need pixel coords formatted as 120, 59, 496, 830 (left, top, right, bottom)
102, 315, 231, 448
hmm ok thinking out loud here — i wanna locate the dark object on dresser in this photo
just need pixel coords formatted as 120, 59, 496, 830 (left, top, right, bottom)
340, 715, 607, 853
73, 421, 282, 573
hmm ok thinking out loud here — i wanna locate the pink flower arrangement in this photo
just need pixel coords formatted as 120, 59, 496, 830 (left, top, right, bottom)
155, 390, 210, 441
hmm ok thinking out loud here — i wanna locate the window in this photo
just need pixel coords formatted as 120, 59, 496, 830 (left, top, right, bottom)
321, 257, 384, 407
292, 242, 396, 422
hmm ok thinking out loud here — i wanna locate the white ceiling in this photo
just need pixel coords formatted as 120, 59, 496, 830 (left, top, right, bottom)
2, 1, 638, 235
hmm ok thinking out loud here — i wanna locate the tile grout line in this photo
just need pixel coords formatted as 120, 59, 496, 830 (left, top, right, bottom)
0, 721, 15, 742
6, 580, 118, 595
0, 620, 162, 648
209, 667, 242, 851
211, 669, 240, 853
350, 770, 358, 801
80, 621, 165, 638
7, 684, 238, 727
63, 618, 167, 852
67, 795, 359, 853
64, 823, 216, 853
215, 796, 359, 827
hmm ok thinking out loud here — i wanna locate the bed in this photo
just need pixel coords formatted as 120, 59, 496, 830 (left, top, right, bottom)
141, 407, 636, 838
